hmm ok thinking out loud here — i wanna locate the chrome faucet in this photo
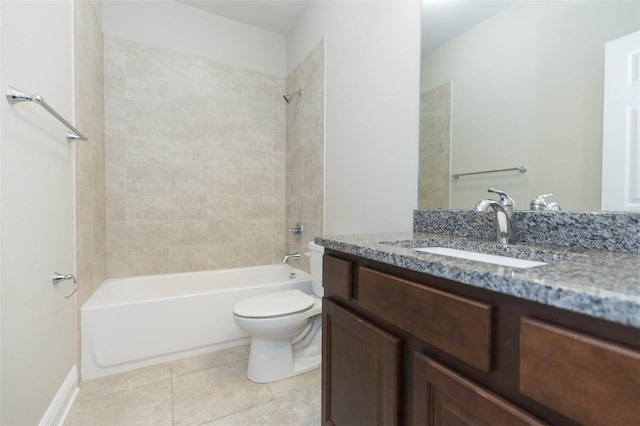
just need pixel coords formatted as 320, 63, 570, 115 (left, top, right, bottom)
475, 188, 515, 245
282, 253, 301, 264
530, 193, 562, 211
288, 223, 303, 235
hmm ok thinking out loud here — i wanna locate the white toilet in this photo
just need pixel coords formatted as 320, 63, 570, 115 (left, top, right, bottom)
233, 241, 325, 383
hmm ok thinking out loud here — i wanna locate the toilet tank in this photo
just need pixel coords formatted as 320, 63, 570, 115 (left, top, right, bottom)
307, 241, 325, 297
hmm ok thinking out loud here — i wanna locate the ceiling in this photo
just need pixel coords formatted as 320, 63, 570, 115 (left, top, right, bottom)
175, 0, 512, 53
175, 0, 311, 35
421, 1, 511, 55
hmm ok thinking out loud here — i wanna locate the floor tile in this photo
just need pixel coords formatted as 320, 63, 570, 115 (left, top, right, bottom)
78, 363, 171, 400
172, 360, 273, 425
202, 401, 288, 426
171, 345, 249, 377
267, 367, 320, 399
65, 379, 172, 426
276, 384, 322, 426
67, 348, 321, 426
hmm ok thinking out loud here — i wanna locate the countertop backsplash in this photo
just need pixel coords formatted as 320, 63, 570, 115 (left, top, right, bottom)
414, 210, 640, 254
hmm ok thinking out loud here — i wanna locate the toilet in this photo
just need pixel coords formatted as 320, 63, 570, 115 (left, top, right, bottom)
233, 241, 324, 383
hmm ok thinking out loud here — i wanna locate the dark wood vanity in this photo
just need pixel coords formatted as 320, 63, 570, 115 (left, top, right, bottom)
321, 250, 640, 425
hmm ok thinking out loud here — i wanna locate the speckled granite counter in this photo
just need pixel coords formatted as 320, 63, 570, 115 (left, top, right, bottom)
315, 232, 640, 329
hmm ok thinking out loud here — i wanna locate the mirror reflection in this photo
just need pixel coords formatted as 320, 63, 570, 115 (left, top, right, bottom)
418, 1, 640, 212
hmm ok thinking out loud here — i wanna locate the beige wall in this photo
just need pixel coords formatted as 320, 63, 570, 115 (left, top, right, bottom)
74, 0, 106, 368
421, 2, 640, 211
104, 36, 287, 277
287, 1, 420, 234
1, 1, 77, 423
285, 39, 325, 272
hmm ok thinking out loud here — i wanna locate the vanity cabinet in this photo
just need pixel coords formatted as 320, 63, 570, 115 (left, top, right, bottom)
321, 251, 640, 426
322, 299, 400, 425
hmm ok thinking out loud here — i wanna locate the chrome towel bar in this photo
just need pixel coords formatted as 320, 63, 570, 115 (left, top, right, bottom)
5, 85, 87, 142
452, 165, 527, 180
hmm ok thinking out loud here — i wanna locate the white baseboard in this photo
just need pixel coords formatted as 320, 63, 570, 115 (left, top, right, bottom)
39, 365, 79, 426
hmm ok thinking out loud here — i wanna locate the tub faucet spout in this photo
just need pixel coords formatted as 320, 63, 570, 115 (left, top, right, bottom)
282, 253, 301, 264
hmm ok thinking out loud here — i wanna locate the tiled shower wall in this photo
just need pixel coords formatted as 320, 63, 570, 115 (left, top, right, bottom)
285, 40, 325, 273
418, 82, 451, 210
104, 36, 287, 277
74, 0, 106, 321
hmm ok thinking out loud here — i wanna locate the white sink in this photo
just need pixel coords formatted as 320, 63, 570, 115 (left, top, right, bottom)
414, 247, 548, 269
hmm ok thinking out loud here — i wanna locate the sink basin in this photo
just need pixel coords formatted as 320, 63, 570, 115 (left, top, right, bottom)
414, 247, 548, 269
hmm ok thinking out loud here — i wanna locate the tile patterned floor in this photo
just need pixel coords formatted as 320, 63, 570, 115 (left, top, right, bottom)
65, 346, 321, 425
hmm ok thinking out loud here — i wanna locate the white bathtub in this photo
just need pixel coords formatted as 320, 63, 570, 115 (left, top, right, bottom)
81, 264, 312, 380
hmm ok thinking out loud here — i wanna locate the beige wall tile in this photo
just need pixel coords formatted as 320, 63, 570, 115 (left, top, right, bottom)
208, 220, 241, 244
208, 244, 243, 270
170, 246, 209, 273
126, 165, 171, 193
103, 36, 297, 277
106, 193, 126, 221
171, 221, 208, 246
241, 172, 273, 196
170, 168, 208, 194
126, 221, 171, 249
105, 161, 126, 193
241, 243, 272, 267
241, 196, 273, 220
170, 194, 208, 221
75, 3, 107, 388
241, 219, 273, 244
283, 42, 325, 273
208, 170, 242, 196
127, 247, 172, 276
126, 193, 172, 221
208, 196, 241, 220
106, 249, 126, 278
106, 221, 126, 250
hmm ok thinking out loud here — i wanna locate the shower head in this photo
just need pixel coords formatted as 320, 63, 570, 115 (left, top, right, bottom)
283, 89, 302, 104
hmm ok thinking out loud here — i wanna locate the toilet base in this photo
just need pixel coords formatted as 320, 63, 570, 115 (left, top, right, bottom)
246, 322, 322, 383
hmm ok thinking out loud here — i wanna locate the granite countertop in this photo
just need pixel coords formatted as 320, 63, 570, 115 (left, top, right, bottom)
315, 232, 640, 329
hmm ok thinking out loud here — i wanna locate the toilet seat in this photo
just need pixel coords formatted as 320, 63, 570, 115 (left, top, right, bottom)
233, 290, 315, 319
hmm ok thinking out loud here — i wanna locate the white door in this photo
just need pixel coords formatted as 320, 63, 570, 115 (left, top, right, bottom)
1, 1, 77, 424
601, 31, 640, 211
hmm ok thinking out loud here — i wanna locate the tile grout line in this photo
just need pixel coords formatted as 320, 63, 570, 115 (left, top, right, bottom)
272, 393, 290, 426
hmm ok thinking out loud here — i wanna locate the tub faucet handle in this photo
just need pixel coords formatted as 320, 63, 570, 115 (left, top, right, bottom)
288, 223, 303, 236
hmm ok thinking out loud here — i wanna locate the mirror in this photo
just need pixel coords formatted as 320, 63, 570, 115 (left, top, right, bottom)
418, 1, 640, 211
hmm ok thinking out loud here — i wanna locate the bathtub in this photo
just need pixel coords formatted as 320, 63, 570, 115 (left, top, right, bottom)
81, 264, 312, 380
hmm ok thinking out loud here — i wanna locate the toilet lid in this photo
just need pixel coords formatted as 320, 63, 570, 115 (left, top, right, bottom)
233, 290, 315, 318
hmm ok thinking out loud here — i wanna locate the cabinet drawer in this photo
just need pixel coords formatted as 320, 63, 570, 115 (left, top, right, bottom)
322, 255, 352, 300
359, 267, 493, 372
520, 318, 640, 425
413, 352, 546, 426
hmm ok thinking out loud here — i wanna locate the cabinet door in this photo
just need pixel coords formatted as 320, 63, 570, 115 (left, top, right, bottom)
322, 299, 401, 425
413, 353, 546, 426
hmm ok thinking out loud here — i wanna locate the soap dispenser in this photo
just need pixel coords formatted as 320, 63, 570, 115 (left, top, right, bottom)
530, 194, 561, 211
